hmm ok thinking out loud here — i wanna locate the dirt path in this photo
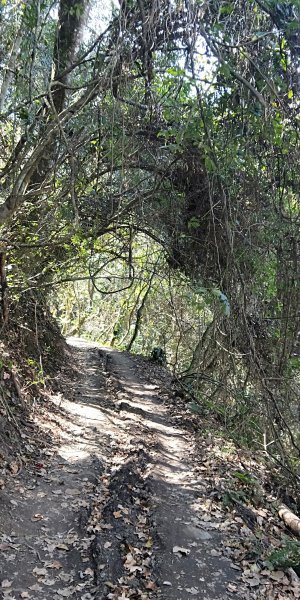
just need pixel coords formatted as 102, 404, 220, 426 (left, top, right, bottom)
0, 339, 252, 599
102, 346, 242, 600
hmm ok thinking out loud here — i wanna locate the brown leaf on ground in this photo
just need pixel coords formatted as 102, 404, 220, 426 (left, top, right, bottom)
46, 560, 63, 569
173, 546, 190, 555
31, 513, 44, 521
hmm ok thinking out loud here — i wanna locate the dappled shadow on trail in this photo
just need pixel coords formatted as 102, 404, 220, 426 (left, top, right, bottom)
61, 339, 244, 599
0, 336, 293, 599
0, 438, 103, 598
0, 337, 250, 600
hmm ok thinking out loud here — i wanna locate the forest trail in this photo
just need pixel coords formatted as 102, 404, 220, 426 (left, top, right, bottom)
96, 342, 240, 599
0, 339, 263, 599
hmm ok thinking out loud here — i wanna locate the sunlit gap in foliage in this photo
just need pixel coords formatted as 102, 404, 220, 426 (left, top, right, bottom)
51, 232, 214, 376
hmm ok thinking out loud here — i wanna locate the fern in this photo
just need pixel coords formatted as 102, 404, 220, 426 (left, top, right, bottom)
268, 541, 300, 570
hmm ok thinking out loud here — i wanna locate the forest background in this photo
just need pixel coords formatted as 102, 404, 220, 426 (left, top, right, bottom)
0, 0, 299, 493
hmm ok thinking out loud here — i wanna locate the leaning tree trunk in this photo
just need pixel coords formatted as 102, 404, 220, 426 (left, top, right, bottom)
126, 272, 156, 352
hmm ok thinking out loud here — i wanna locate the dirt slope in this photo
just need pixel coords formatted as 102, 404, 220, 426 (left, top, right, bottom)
0, 339, 298, 600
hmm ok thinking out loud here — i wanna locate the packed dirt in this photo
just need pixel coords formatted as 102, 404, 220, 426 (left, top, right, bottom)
0, 338, 299, 599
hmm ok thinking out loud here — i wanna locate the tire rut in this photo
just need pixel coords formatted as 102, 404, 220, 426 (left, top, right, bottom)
99, 346, 244, 600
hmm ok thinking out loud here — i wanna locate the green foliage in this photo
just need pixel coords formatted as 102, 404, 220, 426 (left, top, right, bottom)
26, 358, 46, 386
195, 287, 230, 317
50, 232, 209, 372
0, 0, 298, 489
222, 489, 248, 508
268, 540, 300, 571
232, 471, 257, 486
188, 401, 203, 415
68, 3, 84, 18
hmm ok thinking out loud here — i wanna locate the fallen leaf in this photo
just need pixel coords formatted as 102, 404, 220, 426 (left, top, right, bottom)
1, 580, 12, 588
59, 573, 72, 582
145, 580, 156, 590
29, 584, 42, 591
46, 560, 62, 569
31, 513, 44, 522
0, 543, 11, 551
243, 574, 260, 588
124, 552, 143, 573
172, 546, 190, 556
57, 587, 73, 597
104, 581, 114, 588
269, 571, 285, 582
113, 511, 122, 519
9, 462, 19, 474
32, 567, 47, 577
56, 543, 69, 551
43, 579, 56, 586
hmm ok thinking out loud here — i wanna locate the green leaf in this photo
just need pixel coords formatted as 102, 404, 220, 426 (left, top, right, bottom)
188, 402, 203, 414
268, 541, 300, 570
211, 289, 230, 316
204, 156, 216, 171
187, 216, 200, 230
166, 67, 186, 76
219, 63, 231, 78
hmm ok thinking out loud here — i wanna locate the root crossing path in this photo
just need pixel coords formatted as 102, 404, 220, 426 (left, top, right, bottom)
0, 339, 245, 600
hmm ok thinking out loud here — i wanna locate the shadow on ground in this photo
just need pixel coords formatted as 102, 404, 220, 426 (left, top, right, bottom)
0, 338, 247, 600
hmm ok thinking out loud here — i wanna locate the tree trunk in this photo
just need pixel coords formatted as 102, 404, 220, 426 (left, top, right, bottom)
278, 505, 300, 537
126, 272, 155, 352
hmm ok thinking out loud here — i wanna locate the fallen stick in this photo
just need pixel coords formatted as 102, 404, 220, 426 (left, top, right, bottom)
279, 504, 300, 536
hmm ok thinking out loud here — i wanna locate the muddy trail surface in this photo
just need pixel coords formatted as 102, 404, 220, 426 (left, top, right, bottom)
0, 339, 290, 600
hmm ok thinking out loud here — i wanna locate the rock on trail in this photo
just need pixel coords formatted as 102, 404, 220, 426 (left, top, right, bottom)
0, 338, 245, 600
